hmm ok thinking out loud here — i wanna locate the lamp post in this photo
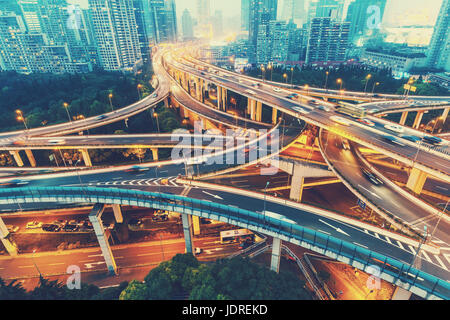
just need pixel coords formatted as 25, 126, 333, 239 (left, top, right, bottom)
431, 199, 449, 238
268, 63, 273, 81
137, 84, 143, 100
263, 181, 270, 223
290, 67, 294, 88
324, 71, 329, 91
337, 78, 343, 91
15, 110, 29, 131
153, 112, 160, 133
304, 84, 309, 95
108, 93, 114, 111
261, 65, 265, 82
31, 249, 43, 278
63, 102, 72, 123
364, 74, 372, 94
283, 73, 287, 84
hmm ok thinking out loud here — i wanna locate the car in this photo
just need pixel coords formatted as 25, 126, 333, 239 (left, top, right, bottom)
63, 224, 78, 232
317, 105, 331, 112
252, 83, 260, 88
357, 118, 375, 127
361, 168, 383, 185
381, 135, 405, 147
245, 89, 256, 95
292, 106, 309, 114
341, 139, 350, 150
26, 221, 42, 229
272, 87, 282, 92
152, 214, 168, 222
103, 222, 115, 230
367, 108, 380, 114
308, 100, 318, 106
6, 225, 19, 233
81, 220, 93, 230
125, 165, 150, 173
422, 135, 443, 145
151, 93, 158, 98
400, 135, 421, 143
48, 139, 65, 145
200, 218, 211, 224
128, 218, 143, 226
194, 247, 203, 255
0, 179, 29, 187
96, 115, 107, 120
42, 224, 60, 232
287, 93, 298, 99
330, 116, 350, 126
384, 124, 404, 133
238, 239, 254, 250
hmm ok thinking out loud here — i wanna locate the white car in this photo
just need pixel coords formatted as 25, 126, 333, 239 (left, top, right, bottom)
272, 87, 282, 92
26, 221, 42, 229
384, 124, 404, 133
48, 139, 65, 145
245, 89, 256, 95
330, 116, 351, 126
292, 106, 309, 114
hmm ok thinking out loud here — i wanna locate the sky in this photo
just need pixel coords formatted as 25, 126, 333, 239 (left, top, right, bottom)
70, 0, 443, 27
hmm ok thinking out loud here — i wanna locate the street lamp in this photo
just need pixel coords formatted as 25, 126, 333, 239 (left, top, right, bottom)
31, 249, 43, 278
153, 112, 160, 133
304, 84, 309, 95
290, 67, 294, 87
137, 84, 143, 99
63, 102, 72, 123
364, 74, 372, 94
431, 199, 449, 238
15, 110, 29, 131
263, 181, 270, 223
372, 82, 380, 94
324, 71, 329, 91
337, 78, 343, 91
268, 63, 273, 81
283, 73, 287, 84
261, 65, 266, 82
108, 93, 114, 111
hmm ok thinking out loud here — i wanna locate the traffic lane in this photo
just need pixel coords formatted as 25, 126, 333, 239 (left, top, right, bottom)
322, 132, 450, 248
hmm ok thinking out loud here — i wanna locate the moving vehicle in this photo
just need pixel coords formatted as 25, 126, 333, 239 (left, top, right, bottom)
384, 124, 404, 133
308, 99, 318, 106
422, 135, 442, 145
220, 229, 254, 244
317, 105, 331, 112
330, 116, 350, 126
151, 93, 158, 98
292, 106, 309, 114
238, 238, 254, 250
194, 247, 203, 255
128, 218, 143, 226
357, 118, 375, 127
152, 214, 168, 222
48, 139, 65, 145
367, 108, 380, 114
287, 93, 298, 99
400, 135, 421, 143
245, 89, 256, 95
6, 225, 19, 233
361, 168, 383, 185
26, 221, 42, 229
382, 135, 405, 147
63, 224, 78, 232
341, 139, 350, 150
252, 83, 260, 88
52, 219, 67, 228
0, 179, 29, 187
336, 102, 367, 118
96, 115, 107, 120
125, 165, 150, 173
42, 224, 60, 232
272, 87, 282, 92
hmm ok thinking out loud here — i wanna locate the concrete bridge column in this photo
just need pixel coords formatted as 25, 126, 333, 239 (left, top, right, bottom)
151, 148, 158, 161
25, 150, 36, 167
270, 237, 282, 273
112, 204, 123, 224
399, 111, 408, 125
221, 87, 227, 111
181, 213, 194, 254
289, 165, 306, 202
406, 167, 428, 195
192, 215, 200, 236
9, 151, 23, 167
217, 85, 222, 109
272, 108, 278, 125
0, 217, 18, 256
256, 101, 262, 122
248, 98, 256, 121
391, 286, 412, 300
79, 149, 92, 167
442, 107, 449, 123
413, 111, 425, 129
89, 203, 117, 275
164, 97, 169, 109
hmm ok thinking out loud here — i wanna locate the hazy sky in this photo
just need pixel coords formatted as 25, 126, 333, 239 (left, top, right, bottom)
70, 0, 443, 27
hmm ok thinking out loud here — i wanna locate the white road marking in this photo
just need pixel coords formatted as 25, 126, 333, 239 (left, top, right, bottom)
444, 253, 450, 264
385, 236, 392, 244
420, 251, 432, 263
434, 256, 448, 271
408, 245, 417, 255
353, 242, 369, 249
396, 241, 405, 250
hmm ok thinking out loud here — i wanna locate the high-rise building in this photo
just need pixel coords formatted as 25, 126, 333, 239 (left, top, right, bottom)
88, 0, 142, 71
212, 10, 223, 37
142, 0, 177, 44
287, 21, 307, 61
345, 0, 386, 45
256, 20, 288, 64
308, 0, 344, 23
281, 0, 307, 25
196, 0, 210, 23
241, 0, 249, 31
249, 0, 278, 47
305, 17, 350, 63
427, 0, 449, 71
182, 8, 194, 39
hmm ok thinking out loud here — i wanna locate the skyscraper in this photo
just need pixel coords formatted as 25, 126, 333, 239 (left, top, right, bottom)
249, 0, 278, 46
196, 0, 210, 24
345, 0, 386, 45
212, 10, 223, 37
306, 17, 350, 63
241, 0, 249, 31
182, 8, 194, 39
427, 0, 449, 71
308, 0, 345, 22
281, 0, 307, 25
88, 0, 142, 71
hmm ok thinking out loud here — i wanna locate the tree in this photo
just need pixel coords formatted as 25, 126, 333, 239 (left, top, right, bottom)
0, 278, 28, 300
119, 280, 149, 300
29, 276, 67, 300
144, 264, 174, 299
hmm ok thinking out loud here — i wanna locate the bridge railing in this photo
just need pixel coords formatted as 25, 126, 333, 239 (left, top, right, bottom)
0, 186, 448, 299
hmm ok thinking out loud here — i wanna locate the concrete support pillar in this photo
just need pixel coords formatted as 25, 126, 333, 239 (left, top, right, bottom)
151, 148, 158, 161
80, 149, 92, 167
221, 87, 227, 111
442, 107, 449, 123
391, 287, 412, 300
25, 150, 36, 167
112, 204, 123, 224
270, 237, 282, 273
289, 165, 305, 202
248, 98, 256, 121
192, 215, 200, 236
256, 101, 262, 122
9, 151, 23, 167
181, 213, 194, 254
0, 217, 18, 256
406, 167, 428, 195
164, 97, 169, 109
399, 111, 408, 126
89, 204, 117, 275
272, 108, 278, 125
413, 111, 424, 129
217, 85, 222, 109
195, 78, 201, 101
